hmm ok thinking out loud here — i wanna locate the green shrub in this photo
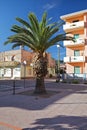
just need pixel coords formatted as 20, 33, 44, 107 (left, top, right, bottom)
72, 79, 79, 84
62, 80, 67, 83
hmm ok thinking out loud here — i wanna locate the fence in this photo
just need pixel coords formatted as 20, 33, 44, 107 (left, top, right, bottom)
0, 79, 35, 96
63, 73, 87, 83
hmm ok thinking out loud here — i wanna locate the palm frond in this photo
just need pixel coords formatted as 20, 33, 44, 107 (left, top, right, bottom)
28, 13, 39, 33
16, 17, 32, 29
4, 11, 73, 54
40, 12, 47, 29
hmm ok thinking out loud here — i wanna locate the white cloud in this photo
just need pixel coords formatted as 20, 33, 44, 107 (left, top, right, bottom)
43, 3, 56, 11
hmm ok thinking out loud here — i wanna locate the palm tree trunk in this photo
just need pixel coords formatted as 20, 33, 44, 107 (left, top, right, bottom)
34, 76, 46, 94
33, 52, 48, 94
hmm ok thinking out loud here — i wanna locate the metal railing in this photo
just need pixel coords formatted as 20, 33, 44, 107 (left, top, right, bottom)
64, 73, 87, 80
0, 79, 35, 95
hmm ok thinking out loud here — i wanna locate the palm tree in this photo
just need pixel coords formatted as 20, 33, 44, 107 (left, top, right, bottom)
4, 12, 73, 94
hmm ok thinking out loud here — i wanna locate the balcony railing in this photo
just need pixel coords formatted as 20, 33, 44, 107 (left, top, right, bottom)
63, 21, 84, 31
64, 56, 85, 63
64, 57, 70, 62
66, 73, 86, 80
64, 38, 85, 46
71, 56, 85, 62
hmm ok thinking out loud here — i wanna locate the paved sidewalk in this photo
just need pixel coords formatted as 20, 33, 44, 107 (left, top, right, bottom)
0, 82, 87, 130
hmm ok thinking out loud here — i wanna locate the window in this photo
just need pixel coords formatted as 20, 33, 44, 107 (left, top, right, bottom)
74, 34, 79, 39
74, 66, 80, 74
74, 50, 80, 56
74, 34, 79, 42
11, 55, 15, 61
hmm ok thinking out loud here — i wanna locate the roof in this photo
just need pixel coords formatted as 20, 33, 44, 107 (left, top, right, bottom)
60, 9, 87, 20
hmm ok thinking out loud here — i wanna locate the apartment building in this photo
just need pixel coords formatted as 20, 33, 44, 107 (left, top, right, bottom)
0, 49, 56, 79
61, 9, 87, 79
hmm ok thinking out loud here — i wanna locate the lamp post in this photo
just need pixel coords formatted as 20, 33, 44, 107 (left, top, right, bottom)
56, 43, 64, 82
57, 45, 60, 74
83, 50, 85, 81
30, 63, 33, 77
57, 44, 60, 79
23, 60, 27, 88
2, 52, 5, 79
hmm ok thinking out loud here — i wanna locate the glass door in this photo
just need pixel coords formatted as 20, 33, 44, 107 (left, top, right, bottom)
74, 66, 80, 74
74, 50, 80, 56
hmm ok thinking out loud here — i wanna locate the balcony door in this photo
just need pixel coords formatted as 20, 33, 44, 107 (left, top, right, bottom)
74, 50, 80, 56
74, 66, 80, 74
74, 34, 79, 39
74, 34, 79, 42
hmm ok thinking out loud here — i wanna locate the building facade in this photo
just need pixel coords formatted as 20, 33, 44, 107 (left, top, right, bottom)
61, 9, 87, 79
0, 49, 56, 79
47, 53, 56, 77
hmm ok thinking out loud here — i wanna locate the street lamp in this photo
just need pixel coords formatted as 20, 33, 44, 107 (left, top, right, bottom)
56, 44, 60, 82
2, 52, 5, 79
30, 63, 33, 77
56, 43, 64, 82
82, 49, 85, 81
57, 44, 60, 74
23, 60, 27, 88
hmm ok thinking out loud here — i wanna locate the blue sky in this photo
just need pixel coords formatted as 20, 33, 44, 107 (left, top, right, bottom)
0, 0, 87, 60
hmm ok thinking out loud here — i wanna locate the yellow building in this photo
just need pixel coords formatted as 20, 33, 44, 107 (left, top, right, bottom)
0, 49, 34, 79
0, 49, 56, 79
61, 9, 87, 79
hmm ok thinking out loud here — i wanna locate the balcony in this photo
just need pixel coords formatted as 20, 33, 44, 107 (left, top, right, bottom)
64, 38, 85, 47
64, 56, 85, 63
0, 61, 20, 67
64, 57, 70, 62
71, 56, 85, 62
63, 21, 84, 31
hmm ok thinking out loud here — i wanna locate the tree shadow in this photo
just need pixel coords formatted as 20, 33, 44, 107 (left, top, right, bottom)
23, 115, 87, 130
0, 80, 87, 110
